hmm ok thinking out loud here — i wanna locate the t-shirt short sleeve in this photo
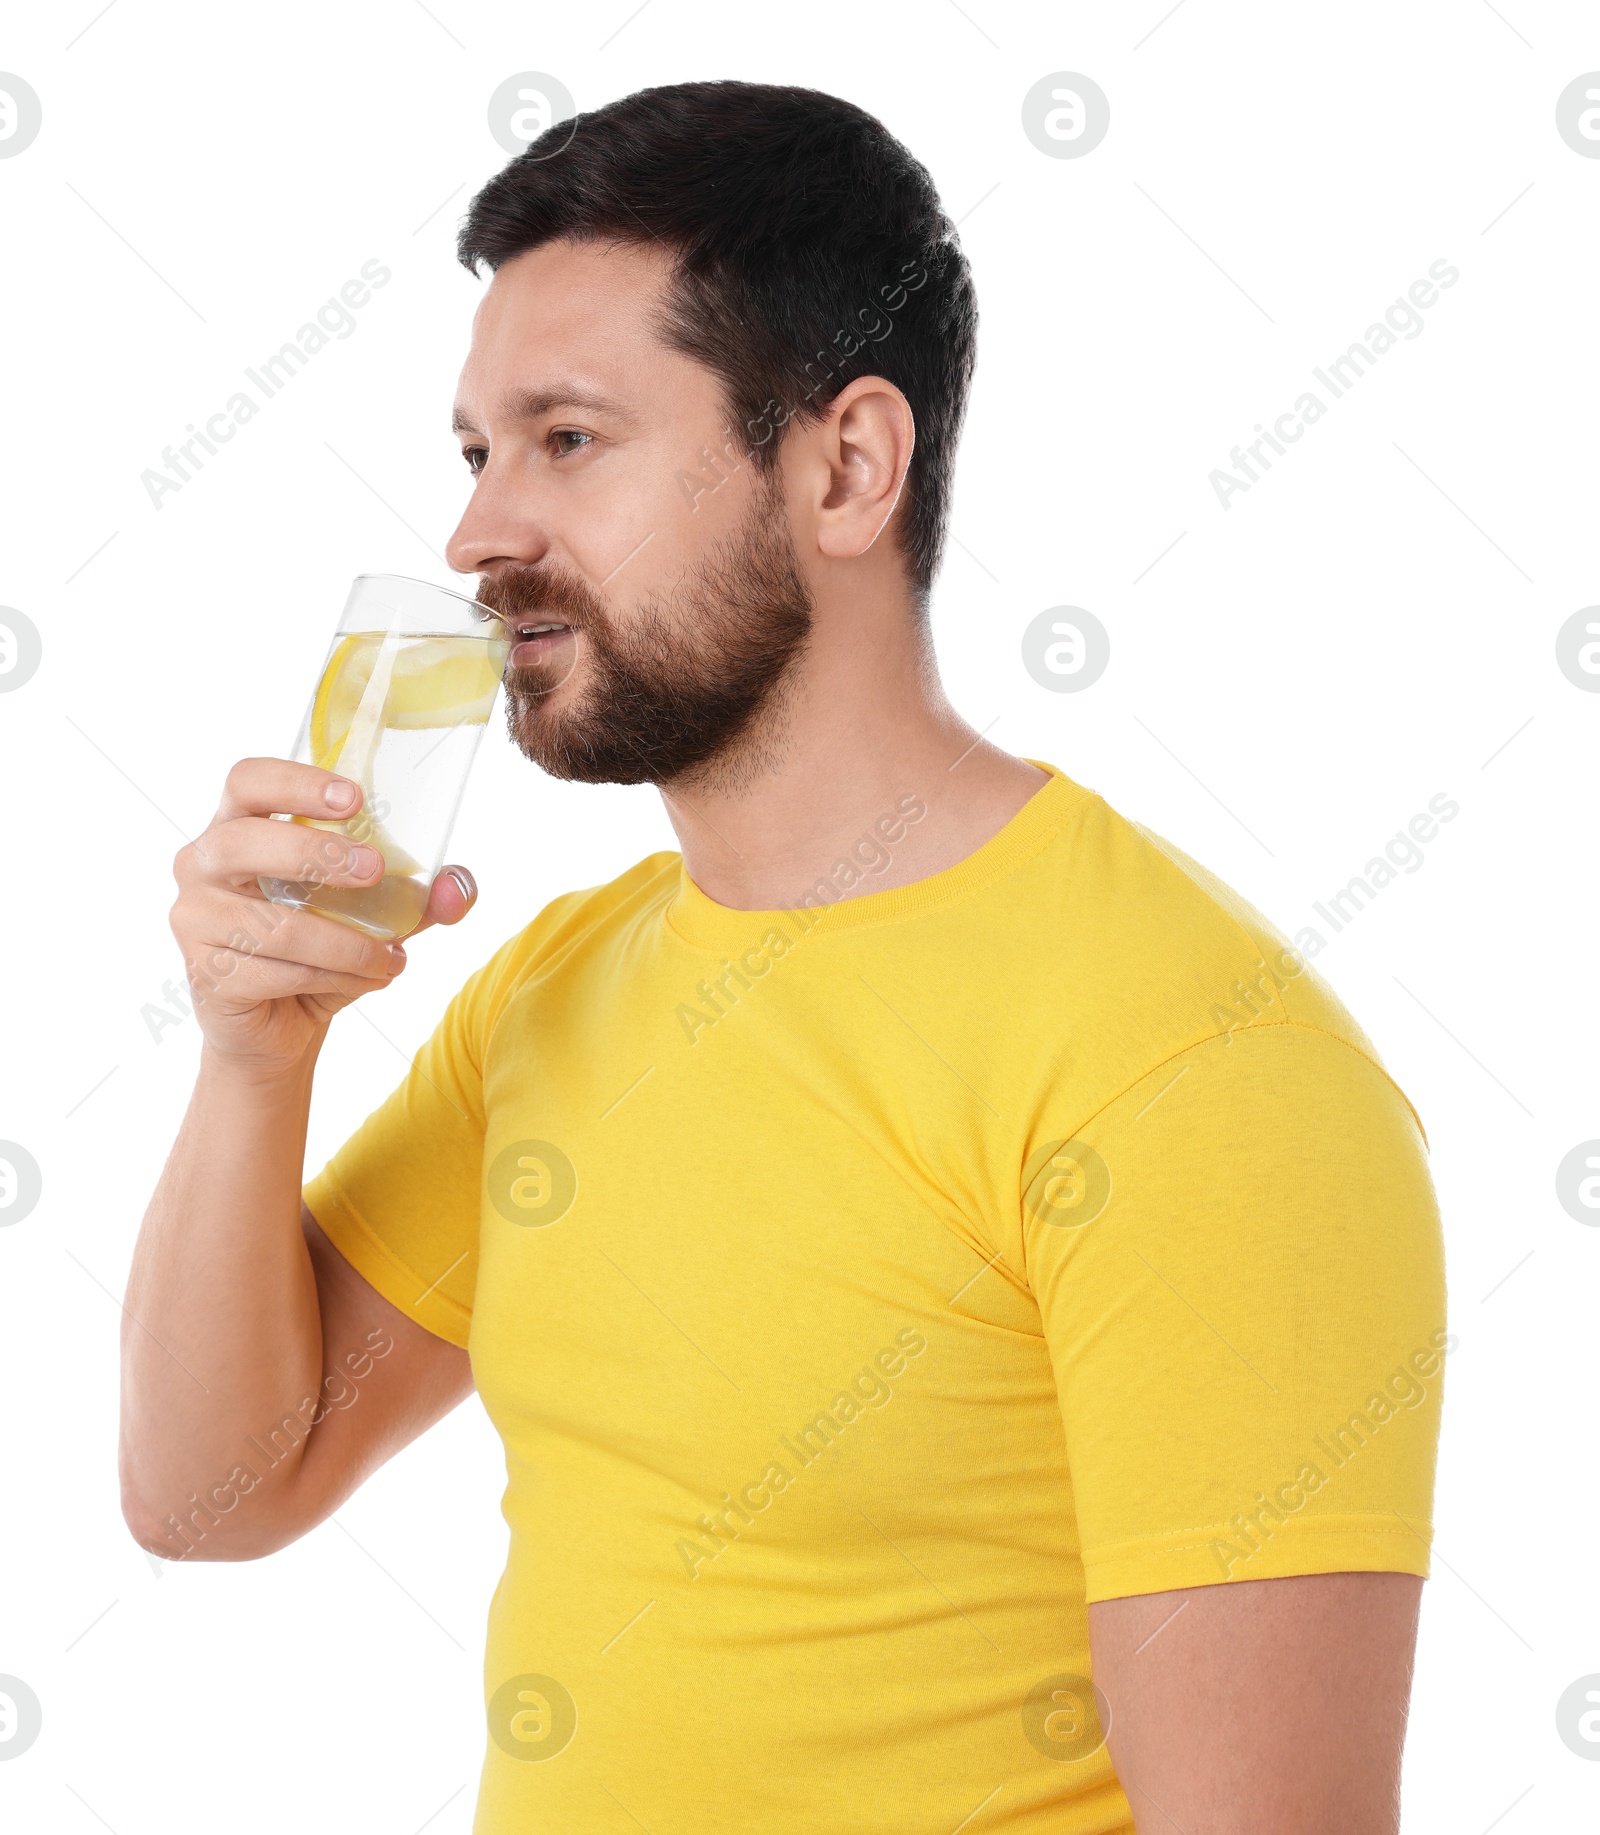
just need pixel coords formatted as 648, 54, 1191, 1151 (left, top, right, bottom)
1021, 1021, 1448, 1603
302, 937, 521, 1350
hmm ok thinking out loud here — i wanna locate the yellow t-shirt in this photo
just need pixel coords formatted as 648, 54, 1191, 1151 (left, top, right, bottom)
305, 763, 1446, 1834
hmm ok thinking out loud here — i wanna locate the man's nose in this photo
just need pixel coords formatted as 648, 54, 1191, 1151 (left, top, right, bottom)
446, 455, 553, 576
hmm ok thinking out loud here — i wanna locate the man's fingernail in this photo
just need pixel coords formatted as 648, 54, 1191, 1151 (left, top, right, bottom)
447, 866, 476, 901
325, 779, 356, 809
349, 845, 380, 878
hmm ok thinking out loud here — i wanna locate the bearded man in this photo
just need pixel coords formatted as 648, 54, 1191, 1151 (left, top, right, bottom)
123, 80, 1446, 1835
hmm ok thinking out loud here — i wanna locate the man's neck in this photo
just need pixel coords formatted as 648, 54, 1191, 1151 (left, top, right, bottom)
657, 615, 1049, 913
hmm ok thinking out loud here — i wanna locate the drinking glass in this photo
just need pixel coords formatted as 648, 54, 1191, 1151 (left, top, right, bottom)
259, 573, 508, 941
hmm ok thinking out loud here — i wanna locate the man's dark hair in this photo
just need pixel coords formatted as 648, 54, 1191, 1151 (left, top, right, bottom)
458, 80, 977, 605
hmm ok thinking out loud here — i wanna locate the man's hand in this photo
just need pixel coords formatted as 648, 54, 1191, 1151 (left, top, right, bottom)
170, 757, 477, 1074
1090, 1572, 1422, 1833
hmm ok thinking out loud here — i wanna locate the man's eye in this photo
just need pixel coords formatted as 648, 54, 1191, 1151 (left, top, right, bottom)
551, 429, 592, 457
462, 446, 488, 476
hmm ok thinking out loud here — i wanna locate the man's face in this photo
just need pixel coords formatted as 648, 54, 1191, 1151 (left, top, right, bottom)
445, 238, 812, 788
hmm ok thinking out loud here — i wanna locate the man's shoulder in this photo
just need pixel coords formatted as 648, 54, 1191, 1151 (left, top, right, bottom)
521, 847, 682, 945
1004, 784, 1430, 1154
1029, 784, 1388, 1078
460, 848, 682, 1021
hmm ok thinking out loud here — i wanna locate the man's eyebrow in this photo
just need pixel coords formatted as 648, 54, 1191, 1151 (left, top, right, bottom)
451, 385, 635, 434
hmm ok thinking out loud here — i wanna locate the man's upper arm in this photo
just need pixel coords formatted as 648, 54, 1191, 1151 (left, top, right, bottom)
1090, 1571, 1422, 1833
287, 1204, 474, 1527
1017, 1022, 1445, 1819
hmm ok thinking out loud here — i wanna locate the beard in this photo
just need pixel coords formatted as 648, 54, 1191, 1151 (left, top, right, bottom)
475, 477, 814, 791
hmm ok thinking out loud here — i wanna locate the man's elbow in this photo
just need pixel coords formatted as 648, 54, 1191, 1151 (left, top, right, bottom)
118, 1469, 313, 1563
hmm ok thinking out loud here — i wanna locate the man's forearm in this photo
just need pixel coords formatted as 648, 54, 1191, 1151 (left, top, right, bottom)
119, 1043, 327, 1558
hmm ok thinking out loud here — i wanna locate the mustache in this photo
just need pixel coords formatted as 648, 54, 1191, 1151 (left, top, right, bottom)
475, 563, 607, 631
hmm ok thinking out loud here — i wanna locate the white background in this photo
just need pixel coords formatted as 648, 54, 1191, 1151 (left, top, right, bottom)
2, 1, 1596, 1830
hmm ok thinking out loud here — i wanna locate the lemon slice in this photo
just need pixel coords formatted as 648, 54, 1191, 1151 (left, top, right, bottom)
387, 640, 504, 728
309, 632, 381, 772
309, 633, 503, 767
298, 631, 503, 880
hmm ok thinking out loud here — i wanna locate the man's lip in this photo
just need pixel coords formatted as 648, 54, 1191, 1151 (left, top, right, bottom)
508, 625, 577, 666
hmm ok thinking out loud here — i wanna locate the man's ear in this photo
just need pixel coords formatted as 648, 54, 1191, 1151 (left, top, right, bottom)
810, 376, 916, 561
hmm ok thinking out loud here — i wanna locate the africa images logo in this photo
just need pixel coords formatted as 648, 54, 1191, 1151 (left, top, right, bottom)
0, 75, 42, 159
139, 262, 392, 509
1209, 261, 1460, 509
674, 1327, 929, 1579
487, 1673, 577, 1762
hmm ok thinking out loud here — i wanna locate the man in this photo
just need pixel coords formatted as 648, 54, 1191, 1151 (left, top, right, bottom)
122, 81, 1447, 1834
